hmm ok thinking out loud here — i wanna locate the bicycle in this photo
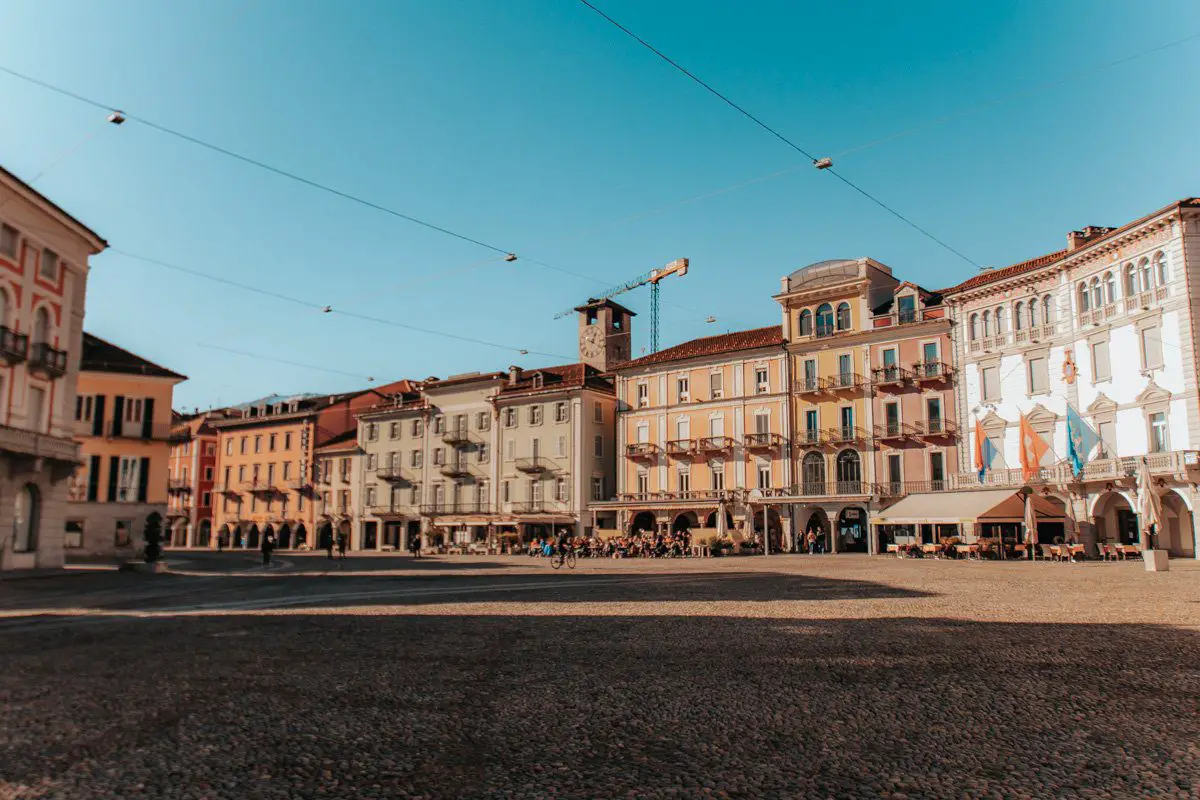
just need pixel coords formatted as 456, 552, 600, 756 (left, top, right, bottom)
550, 548, 576, 570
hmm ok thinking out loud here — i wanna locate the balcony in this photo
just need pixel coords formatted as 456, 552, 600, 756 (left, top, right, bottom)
743, 432, 784, 451
214, 482, 240, 495
794, 376, 823, 396
375, 465, 412, 483
509, 500, 557, 513
912, 361, 952, 383
0, 326, 27, 364
440, 461, 472, 477
872, 365, 911, 390
365, 504, 412, 517
28, 342, 67, 379
825, 426, 866, 444
913, 418, 957, 438
442, 426, 470, 445
798, 480, 870, 498
626, 442, 660, 460
286, 477, 313, 492
665, 439, 697, 457
872, 422, 913, 442
105, 420, 173, 441
167, 478, 192, 493
0, 423, 79, 463
875, 480, 949, 498
247, 479, 278, 495
514, 456, 552, 473
422, 502, 492, 516
795, 428, 826, 448
697, 436, 735, 454
825, 372, 863, 392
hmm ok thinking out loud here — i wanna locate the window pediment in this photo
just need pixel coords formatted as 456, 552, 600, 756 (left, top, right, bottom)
1135, 381, 1171, 405
1087, 393, 1117, 414
1024, 403, 1058, 425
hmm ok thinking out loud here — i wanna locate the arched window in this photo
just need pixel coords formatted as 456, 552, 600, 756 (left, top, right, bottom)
1078, 283, 1090, 313
1027, 299, 1038, 328
1123, 264, 1137, 296
1042, 295, 1054, 323
12, 483, 39, 553
835, 449, 861, 492
797, 309, 812, 337
802, 452, 826, 495
994, 306, 1006, 335
1154, 252, 1168, 288
835, 302, 851, 331
968, 313, 979, 341
1139, 258, 1152, 292
815, 304, 834, 338
1103, 271, 1115, 304
1013, 303, 1024, 331
981, 310, 991, 336
1090, 277, 1102, 309
32, 307, 50, 345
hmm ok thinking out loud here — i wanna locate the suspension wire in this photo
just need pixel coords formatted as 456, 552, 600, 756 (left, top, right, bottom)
195, 342, 377, 381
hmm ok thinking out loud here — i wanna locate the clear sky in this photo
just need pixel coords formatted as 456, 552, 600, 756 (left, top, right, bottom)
2, 0, 1199, 409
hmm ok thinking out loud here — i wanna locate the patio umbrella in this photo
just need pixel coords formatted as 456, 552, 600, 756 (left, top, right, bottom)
1023, 493, 1037, 559
1136, 458, 1162, 550
716, 499, 727, 537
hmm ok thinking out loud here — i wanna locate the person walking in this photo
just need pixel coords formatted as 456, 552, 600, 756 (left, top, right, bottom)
336, 531, 348, 560
806, 529, 817, 555
261, 530, 276, 566
408, 533, 421, 559
321, 528, 334, 560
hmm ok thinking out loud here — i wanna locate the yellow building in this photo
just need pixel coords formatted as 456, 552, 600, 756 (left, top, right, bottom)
68, 333, 186, 557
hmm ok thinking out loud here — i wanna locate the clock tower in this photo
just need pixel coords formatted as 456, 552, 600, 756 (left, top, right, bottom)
576, 298, 635, 372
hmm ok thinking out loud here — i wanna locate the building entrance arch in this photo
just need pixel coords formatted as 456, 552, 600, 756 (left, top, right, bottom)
246, 524, 260, 550
1092, 491, 1138, 546
1160, 490, 1195, 558
277, 523, 292, 549
836, 506, 868, 552
800, 508, 830, 553
294, 523, 308, 549
630, 511, 657, 535
197, 519, 212, 548
671, 511, 698, 533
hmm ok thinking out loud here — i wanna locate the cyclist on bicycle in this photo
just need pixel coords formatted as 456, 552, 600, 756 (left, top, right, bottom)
556, 530, 571, 558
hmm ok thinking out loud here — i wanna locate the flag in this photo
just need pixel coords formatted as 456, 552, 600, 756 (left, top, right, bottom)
974, 417, 997, 481
1066, 405, 1100, 477
1018, 414, 1050, 481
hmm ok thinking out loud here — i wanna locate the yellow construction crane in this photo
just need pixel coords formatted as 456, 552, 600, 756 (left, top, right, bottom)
553, 258, 688, 353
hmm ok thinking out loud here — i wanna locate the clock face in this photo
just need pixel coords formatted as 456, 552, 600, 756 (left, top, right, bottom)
580, 325, 604, 358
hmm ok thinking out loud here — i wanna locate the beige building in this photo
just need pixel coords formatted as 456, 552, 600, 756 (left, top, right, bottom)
0, 166, 107, 573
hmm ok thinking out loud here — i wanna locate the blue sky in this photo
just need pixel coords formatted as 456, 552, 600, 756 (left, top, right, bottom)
2, 0, 1199, 409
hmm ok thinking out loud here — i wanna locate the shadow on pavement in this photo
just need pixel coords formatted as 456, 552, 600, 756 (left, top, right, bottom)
0, 614, 1197, 798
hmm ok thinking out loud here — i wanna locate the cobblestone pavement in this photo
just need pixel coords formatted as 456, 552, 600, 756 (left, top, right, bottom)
2, 554, 1198, 799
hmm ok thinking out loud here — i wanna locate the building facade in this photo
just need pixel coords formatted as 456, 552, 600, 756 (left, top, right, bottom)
943, 200, 1200, 558
166, 409, 237, 548
315, 430, 361, 550
0, 167, 107, 572
67, 334, 185, 558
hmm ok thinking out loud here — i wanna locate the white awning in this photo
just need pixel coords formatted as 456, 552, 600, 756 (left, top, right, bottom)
870, 490, 1065, 526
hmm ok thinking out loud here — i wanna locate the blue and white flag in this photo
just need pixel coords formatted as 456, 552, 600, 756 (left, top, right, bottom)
1066, 404, 1100, 477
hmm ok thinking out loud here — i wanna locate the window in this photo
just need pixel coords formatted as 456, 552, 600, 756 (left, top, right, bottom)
117, 456, 142, 502
411, 485, 421, 505
477, 411, 491, 431
1027, 357, 1048, 395
994, 306, 1006, 335
930, 452, 945, 489
478, 442, 490, 463
1097, 420, 1116, 459
284, 432, 292, 450
12, 484, 39, 552
968, 313, 978, 341
798, 309, 812, 337
1149, 412, 1168, 453
802, 452, 825, 494
1026, 299, 1038, 328
835, 302, 851, 331
366, 423, 378, 442
709, 371, 723, 399
677, 467, 690, 493
1139, 258, 1152, 293
205, 466, 214, 481
926, 398, 942, 430
756, 460, 771, 489
677, 418, 691, 442
1103, 272, 1115, 304
637, 469, 650, 494
124, 398, 144, 424
839, 406, 854, 437
281, 462, 290, 480
39, 248, 58, 280
27, 385, 46, 433
677, 376, 690, 402
505, 440, 515, 461
886, 454, 901, 490
253, 435, 262, 453
267, 463, 276, 483
412, 419, 423, 437
982, 366, 1000, 401
365, 453, 376, 471
1154, 252, 1169, 288
411, 450, 423, 468
593, 434, 603, 458
555, 402, 568, 423
636, 382, 649, 408
594, 403, 603, 423
883, 402, 900, 435
1013, 302, 1023, 331
710, 461, 725, 492
1091, 340, 1111, 382
837, 353, 852, 385
365, 485, 376, 507
804, 409, 818, 438
201, 492, 211, 508
529, 405, 543, 425
1042, 295, 1054, 324
432, 447, 444, 466
709, 415, 725, 438
0, 224, 17, 258
225, 438, 233, 456
922, 341, 939, 366
1140, 327, 1163, 370
801, 358, 818, 391
556, 435, 566, 457
754, 411, 769, 434
591, 476, 604, 501
1078, 283, 1090, 313
896, 294, 916, 323
815, 304, 834, 337
389, 422, 400, 439
1090, 277, 1102, 310
504, 408, 518, 428
555, 477, 568, 503
433, 416, 444, 434
75, 394, 95, 423
501, 480, 511, 503
755, 367, 769, 394
269, 433, 277, 451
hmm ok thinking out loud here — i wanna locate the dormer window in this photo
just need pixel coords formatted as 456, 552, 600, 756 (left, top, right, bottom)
532, 373, 544, 389
289, 401, 299, 413
896, 294, 916, 324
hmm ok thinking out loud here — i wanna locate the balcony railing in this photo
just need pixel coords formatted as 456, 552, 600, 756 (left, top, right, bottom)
167, 478, 192, 493
872, 422, 912, 441
697, 436, 735, 453
440, 461, 472, 477
422, 501, 492, 516
912, 361, 951, 382
617, 489, 724, 502
825, 372, 864, 391
375, 465, 412, 482
509, 500, 566, 513
247, 479, 278, 494
366, 504, 415, 516
442, 426, 470, 445
871, 365, 911, 388
875, 480, 948, 498
626, 442, 659, 459
514, 457, 552, 473
214, 482, 240, 494
28, 342, 67, 379
825, 426, 866, 444
0, 326, 28, 364
286, 477, 313, 492
796, 428, 826, 447
743, 432, 784, 450
912, 418, 957, 438
794, 376, 823, 395
665, 439, 697, 457
798, 480, 870, 497
105, 421, 173, 441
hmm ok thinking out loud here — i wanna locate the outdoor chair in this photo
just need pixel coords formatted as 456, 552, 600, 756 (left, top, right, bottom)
1037, 544, 1055, 561
1096, 543, 1110, 561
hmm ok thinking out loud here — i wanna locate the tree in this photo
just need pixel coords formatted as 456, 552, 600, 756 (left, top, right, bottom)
143, 513, 163, 563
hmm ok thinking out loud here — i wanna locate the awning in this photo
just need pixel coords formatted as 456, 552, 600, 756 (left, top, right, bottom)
870, 490, 1066, 526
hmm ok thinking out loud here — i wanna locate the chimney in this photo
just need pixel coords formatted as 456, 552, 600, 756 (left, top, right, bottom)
508, 365, 523, 385
780, 275, 791, 293
1067, 225, 1116, 252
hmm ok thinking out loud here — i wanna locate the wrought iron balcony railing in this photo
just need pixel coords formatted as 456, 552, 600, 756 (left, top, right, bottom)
442, 426, 470, 445
912, 361, 951, 381
514, 457, 552, 473
871, 365, 911, 388
912, 418, 957, 437
28, 342, 67, 379
697, 436, 735, 453
872, 422, 913, 441
796, 428, 826, 447
743, 432, 784, 450
626, 442, 659, 459
0, 326, 28, 364
665, 438, 697, 457
824, 426, 866, 444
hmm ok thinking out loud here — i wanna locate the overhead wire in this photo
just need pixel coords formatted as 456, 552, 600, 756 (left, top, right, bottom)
195, 342, 377, 381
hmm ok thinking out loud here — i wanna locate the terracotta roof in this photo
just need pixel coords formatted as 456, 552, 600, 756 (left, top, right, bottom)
496, 363, 613, 397
0, 164, 108, 252
81, 333, 187, 380
316, 429, 358, 451
941, 197, 1200, 296
423, 371, 506, 389
617, 325, 783, 370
